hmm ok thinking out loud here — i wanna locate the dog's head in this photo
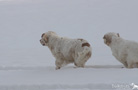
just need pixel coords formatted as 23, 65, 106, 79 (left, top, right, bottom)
131, 83, 135, 86
103, 32, 120, 46
40, 31, 57, 46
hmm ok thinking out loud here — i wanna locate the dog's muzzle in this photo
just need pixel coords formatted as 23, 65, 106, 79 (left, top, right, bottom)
103, 36, 107, 45
40, 39, 46, 46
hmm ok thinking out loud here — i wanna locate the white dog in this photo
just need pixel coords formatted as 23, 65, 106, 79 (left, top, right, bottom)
40, 31, 92, 69
103, 32, 138, 68
131, 83, 138, 90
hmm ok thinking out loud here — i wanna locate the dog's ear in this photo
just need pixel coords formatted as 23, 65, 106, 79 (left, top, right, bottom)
117, 33, 120, 37
41, 33, 45, 38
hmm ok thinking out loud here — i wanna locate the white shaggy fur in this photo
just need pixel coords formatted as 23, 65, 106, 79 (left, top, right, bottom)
131, 83, 138, 90
103, 32, 138, 68
40, 31, 92, 69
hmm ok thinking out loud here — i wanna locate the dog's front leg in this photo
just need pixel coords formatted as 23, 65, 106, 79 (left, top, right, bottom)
55, 59, 64, 70
127, 61, 134, 69
122, 61, 128, 68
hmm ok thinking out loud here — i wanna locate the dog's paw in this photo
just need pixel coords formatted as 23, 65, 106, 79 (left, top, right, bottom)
56, 67, 60, 70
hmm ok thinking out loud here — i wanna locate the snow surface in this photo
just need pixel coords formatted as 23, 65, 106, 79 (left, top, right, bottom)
0, 0, 138, 90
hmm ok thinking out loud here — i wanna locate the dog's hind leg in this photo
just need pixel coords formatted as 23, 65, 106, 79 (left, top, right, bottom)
75, 51, 91, 68
135, 63, 138, 68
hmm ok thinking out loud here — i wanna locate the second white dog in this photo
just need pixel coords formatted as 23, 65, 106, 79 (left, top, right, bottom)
40, 31, 92, 69
103, 32, 138, 68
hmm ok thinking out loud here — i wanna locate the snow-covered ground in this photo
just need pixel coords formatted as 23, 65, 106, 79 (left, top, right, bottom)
0, 0, 138, 90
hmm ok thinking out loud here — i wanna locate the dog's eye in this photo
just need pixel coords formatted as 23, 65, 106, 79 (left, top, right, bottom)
41, 33, 45, 38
